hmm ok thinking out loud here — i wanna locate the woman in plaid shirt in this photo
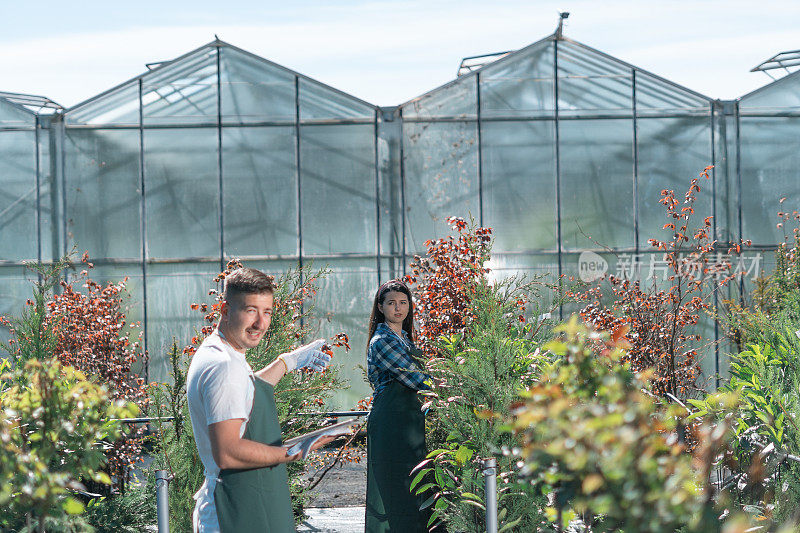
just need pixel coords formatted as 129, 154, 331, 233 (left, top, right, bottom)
364, 280, 432, 532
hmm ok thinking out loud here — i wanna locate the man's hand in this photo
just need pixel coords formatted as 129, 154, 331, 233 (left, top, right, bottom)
278, 339, 331, 372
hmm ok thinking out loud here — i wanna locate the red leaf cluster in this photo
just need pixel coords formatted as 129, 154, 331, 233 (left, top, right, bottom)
406, 216, 513, 358
45, 252, 149, 489
571, 166, 749, 398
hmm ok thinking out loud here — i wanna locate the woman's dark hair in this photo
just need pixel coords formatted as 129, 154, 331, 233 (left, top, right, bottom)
367, 280, 414, 354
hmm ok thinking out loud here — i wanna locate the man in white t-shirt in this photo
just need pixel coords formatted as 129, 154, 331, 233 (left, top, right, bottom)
187, 267, 334, 532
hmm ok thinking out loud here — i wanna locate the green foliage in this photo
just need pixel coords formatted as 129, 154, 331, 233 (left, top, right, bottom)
0, 358, 137, 531
82, 481, 157, 533
415, 279, 553, 531
506, 316, 731, 532
1, 257, 71, 370
700, 293, 800, 523
148, 262, 348, 532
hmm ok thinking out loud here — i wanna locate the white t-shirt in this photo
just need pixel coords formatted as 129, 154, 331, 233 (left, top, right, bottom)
186, 330, 255, 532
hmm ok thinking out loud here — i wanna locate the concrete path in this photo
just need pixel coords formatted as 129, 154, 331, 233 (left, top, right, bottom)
298, 506, 365, 533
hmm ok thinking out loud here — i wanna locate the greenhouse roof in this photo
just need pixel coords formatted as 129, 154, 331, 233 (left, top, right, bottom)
740, 62, 800, 113
65, 38, 377, 126
401, 33, 713, 120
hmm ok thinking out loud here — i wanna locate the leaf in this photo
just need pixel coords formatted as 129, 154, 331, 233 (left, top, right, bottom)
414, 482, 437, 495
62, 496, 85, 515
454, 445, 474, 465
461, 499, 486, 510
582, 473, 604, 494
419, 492, 438, 511
498, 516, 523, 533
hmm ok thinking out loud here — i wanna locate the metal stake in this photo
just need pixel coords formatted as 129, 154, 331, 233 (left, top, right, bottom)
155, 470, 171, 533
482, 458, 498, 533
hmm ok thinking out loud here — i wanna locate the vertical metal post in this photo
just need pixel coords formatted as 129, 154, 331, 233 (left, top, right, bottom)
631, 69, 639, 254
216, 45, 225, 271
59, 118, 68, 259
482, 458, 497, 533
476, 72, 484, 227
553, 39, 564, 320
710, 103, 720, 388
34, 116, 42, 265
735, 100, 744, 304
398, 107, 407, 276
48, 119, 60, 263
295, 76, 303, 273
374, 108, 381, 279
138, 78, 150, 380
155, 470, 170, 533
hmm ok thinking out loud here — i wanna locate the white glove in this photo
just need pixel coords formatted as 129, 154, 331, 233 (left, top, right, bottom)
278, 339, 331, 372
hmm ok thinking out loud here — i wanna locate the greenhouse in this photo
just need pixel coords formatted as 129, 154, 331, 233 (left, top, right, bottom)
1, 32, 799, 404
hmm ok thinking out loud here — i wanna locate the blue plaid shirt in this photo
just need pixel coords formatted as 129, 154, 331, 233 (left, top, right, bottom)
367, 323, 430, 396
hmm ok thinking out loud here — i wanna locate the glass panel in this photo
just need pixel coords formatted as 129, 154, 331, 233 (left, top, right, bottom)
377, 117, 403, 258
714, 107, 737, 244
146, 262, 217, 382
66, 83, 141, 126
0, 98, 34, 127
635, 71, 710, 116
480, 40, 554, 119
0, 266, 37, 349
557, 41, 632, 117
740, 71, 800, 113
560, 250, 620, 318
637, 117, 713, 246
144, 128, 219, 259
402, 75, 476, 120
223, 126, 298, 257
310, 258, 377, 408
299, 79, 374, 121
739, 117, 800, 245
402, 121, 479, 254
142, 47, 218, 126
488, 253, 561, 311
482, 120, 557, 251
560, 118, 634, 250
64, 129, 141, 259
220, 47, 296, 125
0, 130, 37, 261
300, 124, 376, 255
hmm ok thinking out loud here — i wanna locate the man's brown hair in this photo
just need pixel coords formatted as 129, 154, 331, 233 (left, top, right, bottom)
223, 267, 276, 302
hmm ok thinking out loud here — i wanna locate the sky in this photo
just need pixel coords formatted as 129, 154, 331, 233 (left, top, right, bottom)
1, 0, 799, 109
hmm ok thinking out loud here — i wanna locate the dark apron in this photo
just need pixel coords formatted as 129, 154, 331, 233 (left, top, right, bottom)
365, 380, 430, 533
214, 377, 295, 533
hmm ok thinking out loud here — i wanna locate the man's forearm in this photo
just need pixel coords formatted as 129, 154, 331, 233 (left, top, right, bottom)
255, 359, 288, 386
215, 436, 295, 470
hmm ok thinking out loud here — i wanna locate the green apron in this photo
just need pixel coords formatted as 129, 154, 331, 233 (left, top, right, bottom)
214, 377, 295, 533
365, 380, 431, 532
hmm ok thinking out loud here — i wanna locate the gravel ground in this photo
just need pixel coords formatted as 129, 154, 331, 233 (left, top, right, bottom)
303, 449, 367, 507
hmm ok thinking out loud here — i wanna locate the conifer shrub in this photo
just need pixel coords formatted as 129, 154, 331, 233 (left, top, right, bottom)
406, 217, 562, 531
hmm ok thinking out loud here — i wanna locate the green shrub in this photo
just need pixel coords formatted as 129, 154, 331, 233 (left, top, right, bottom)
506, 317, 732, 532
407, 218, 558, 531
0, 359, 137, 531
411, 280, 553, 532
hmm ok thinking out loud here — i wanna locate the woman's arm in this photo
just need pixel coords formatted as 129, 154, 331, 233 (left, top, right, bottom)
370, 335, 430, 391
